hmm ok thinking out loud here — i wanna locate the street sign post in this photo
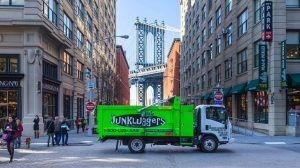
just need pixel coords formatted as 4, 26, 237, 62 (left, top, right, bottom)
213, 88, 224, 105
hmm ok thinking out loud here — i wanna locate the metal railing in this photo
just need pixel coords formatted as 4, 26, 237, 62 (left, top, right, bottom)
229, 117, 254, 136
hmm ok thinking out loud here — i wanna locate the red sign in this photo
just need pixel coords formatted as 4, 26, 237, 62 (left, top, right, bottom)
86, 102, 95, 112
214, 91, 223, 101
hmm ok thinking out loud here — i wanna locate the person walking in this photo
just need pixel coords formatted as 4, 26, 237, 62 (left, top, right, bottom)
14, 119, 23, 149
75, 117, 82, 134
81, 117, 87, 133
54, 117, 61, 145
4, 116, 17, 163
46, 118, 55, 147
60, 118, 70, 146
33, 115, 40, 138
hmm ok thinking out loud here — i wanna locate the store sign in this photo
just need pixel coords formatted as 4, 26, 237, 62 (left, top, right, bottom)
0, 80, 19, 88
259, 45, 268, 89
281, 41, 287, 87
213, 88, 223, 105
261, 1, 273, 41
43, 83, 59, 92
111, 114, 166, 127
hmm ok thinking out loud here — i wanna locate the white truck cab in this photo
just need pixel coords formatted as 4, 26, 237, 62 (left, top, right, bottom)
195, 105, 234, 152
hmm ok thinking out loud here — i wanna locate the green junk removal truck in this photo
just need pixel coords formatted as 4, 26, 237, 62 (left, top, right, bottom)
97, 96, 234, 153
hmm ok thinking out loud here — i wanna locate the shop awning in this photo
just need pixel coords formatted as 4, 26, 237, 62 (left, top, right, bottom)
203, 92, 212, 100
223, 87, 232, 96
231, 83, 247, 94
287, 74, 300, 87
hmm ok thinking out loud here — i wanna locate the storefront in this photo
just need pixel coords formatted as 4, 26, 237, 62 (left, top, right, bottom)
0, 74, 23, 128
42, 79, 59, 123
287, 74, 300, 125
223, 87, 232, 117
232, 83, 247, 120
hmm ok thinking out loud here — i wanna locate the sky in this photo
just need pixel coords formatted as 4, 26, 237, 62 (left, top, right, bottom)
116, 0, 181, 70
116, 0, 181, 105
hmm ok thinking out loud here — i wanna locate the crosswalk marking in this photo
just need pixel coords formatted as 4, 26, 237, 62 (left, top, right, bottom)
265, 142, 286, 145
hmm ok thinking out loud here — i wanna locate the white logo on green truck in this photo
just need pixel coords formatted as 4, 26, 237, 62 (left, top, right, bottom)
111, 114, 165, 127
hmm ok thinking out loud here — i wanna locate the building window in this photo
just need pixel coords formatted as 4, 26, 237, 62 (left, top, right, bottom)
43, 0, 57, 25
63, 52, 73, 75
68, 0, 73, 6
0, 55, 19, 73
86, 41, 92, 58
254, 40, 262, 67
93, 1, 99, 18
208, 19, 213, 36
216, 37, 221, 55
216, 6, 221, 27
237, 49, 247, 74
238, 9, 248, 37
76, 29, 84, 49
94, 26, 99, 42
77, 0, 85, 20
208, 70, 212, 87
201, 51, 206, 66
254, 91, 268, 123
43, 61, 58, 80
225, 58, 232, 80
201, 28, 206, 45
0, 90, 20, 120
287, 0, 300, 7
87, 14, 93, 32
225, 24, 232, 47
208, 0, 213, 10
63, 13, 73, 39
201, 74, 206, 89
208, 43, 213, 62
225, 0, 232, 15
63, 95, 72, 119
237, 93, 247, 120
76, 61, 84, 81
287, 31, 300, 59
215, 65, 221, 84
0, 0, 24, 6
197, 57, 201, 70
202, 4, 206, 22
254, 0, 261, 24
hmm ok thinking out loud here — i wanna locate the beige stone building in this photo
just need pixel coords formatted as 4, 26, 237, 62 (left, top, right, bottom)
0, 0, 116, 136
180, 0, 300, 135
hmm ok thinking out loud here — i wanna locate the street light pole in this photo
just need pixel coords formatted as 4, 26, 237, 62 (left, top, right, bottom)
86, 35, 129, 136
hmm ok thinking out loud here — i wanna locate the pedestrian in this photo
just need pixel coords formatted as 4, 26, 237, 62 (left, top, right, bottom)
33, 115, 40, 138
81, 117, 87, 133
46, 118, 55, 147
54, 117, 61, 145
3, 115, 17, 163
75, 117, 82, 134
60, 118, 70, 146
14, 119, 23, 149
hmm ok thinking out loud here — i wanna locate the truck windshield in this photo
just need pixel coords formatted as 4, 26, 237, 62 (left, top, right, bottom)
206, 107, 227, 124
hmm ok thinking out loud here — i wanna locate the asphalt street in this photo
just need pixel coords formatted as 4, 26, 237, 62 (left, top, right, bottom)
1, 132, 300, 168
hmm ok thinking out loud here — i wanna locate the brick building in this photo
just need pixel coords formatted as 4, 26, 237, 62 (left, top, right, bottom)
163, 39, 181, 99
115, 45, 130, 105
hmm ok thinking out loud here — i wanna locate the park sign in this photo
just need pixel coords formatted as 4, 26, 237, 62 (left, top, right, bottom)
261, 1, 273, 41
281, 41, 287, 87
259, 44, 268, 89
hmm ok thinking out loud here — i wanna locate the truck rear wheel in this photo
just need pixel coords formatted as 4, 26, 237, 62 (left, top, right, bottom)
201, 136, 218, 153
128, 137, 145, 153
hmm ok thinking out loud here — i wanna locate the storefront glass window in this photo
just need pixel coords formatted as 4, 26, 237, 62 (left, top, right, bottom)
63, 95, 72, 119
43, 92, 57, 121
225, 97, 232, 117
0, 58, 6, 72
0, 90, 19, 128
254, 91, 268, 123
287, 88, 300, 125
237, 94, 247, 120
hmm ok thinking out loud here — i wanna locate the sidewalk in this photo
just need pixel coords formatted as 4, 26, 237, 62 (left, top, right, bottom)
234, 134, 300, 144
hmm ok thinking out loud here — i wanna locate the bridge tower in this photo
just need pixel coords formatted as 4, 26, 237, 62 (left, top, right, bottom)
129, 18, 166, 105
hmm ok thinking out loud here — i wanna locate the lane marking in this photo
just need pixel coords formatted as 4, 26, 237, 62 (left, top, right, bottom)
265, 142, 286, 145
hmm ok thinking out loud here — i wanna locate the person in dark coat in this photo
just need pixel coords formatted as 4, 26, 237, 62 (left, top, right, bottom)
4, 116, 17, 163
46, 118, 55, 147
33, 115, 40, 138
54, 117, 61, 145
60, 118, 70, 146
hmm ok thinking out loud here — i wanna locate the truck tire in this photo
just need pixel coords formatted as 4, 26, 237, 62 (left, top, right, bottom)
128, 137, 145, 153
200, 136, 218, 153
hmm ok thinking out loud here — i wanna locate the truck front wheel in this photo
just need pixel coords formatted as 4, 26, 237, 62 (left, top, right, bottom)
201, 136, 218, 153
128, 137, 145, 153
